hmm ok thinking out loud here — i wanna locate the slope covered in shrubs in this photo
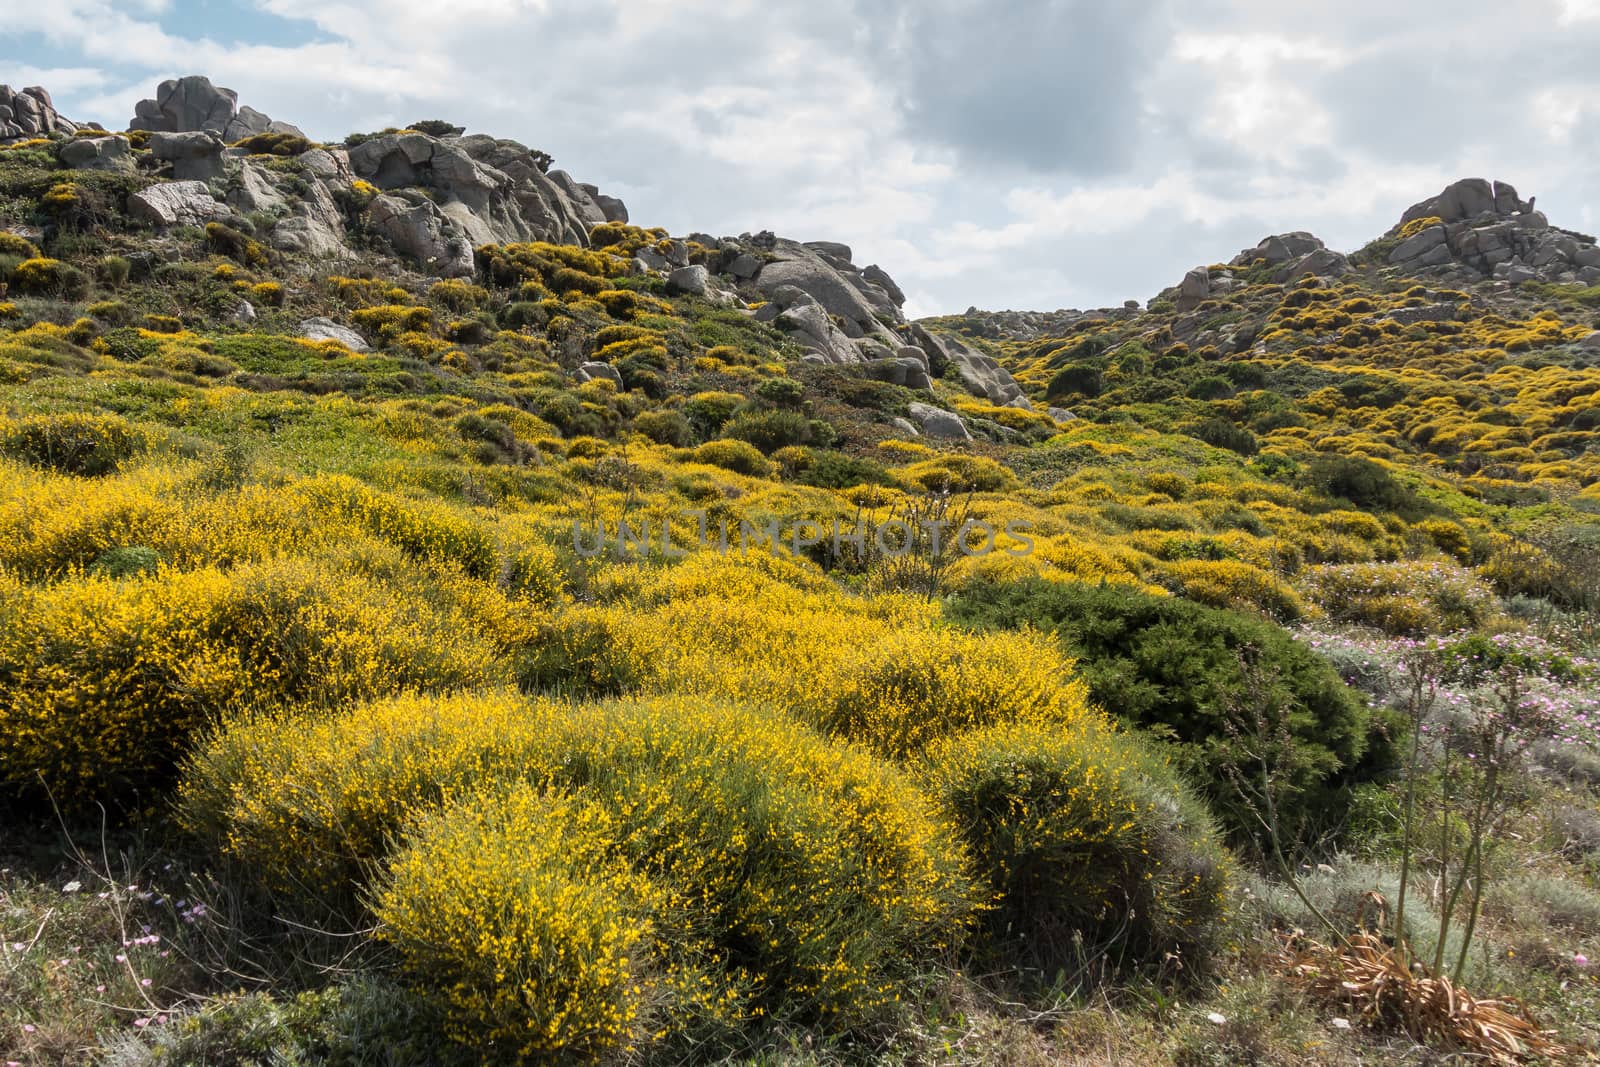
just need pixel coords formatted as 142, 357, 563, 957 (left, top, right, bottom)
2, 115, 1599, 1065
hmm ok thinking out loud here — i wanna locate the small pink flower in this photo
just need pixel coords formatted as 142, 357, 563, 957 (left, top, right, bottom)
133, 1018, 149, 1028
21, 1025, 35, 1034
140, 978, 152, 987
1576, 953, 1590, 968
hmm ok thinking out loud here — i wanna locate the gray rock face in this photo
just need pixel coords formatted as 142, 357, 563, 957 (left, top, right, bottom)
756, 251, 884, 332
1176, 267, 1212, 312
0, 84, 78, 141
907, 402, 971, 441
232, 299, 257, 323
666, 264, 711, 297
861, 264, 906, 307
128, 181, 231, 228
299, 147, 354, 183
298, 317, 370, 352
910, 325, 1027, 407
775, 303, 861, 364
1400, 178, 1520, 225
129, 75, 305, 141
576, 361, 624, 386
1273, 248, 1350, 283
593, 194, 628, 224
1384, 179, 1599, 283
1048, 407, 1078, 423
367, 194, 476, 278
150, 130, 226, 181
271, 178, 348, 258
227, 161, 287, 214
58, 135, 132, 172
1232, 231, 1325, 267
343, 130, 626, 270
864, 356, 933, 391
1390, 224, 1448, 264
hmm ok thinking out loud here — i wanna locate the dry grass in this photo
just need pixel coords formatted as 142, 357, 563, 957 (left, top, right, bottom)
1283, 931, 1577, 1064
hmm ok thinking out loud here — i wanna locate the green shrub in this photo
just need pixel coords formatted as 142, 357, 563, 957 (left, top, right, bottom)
796, 451, 891, 489
88, 545, 160, 578
946, 577, 1384, 846
923, 721, 1232, 978
0, 411, 151, 475
130, 980, 459, 1067
204, 222, 269, 268
1186, 375, 1234, 401
722, 408, 816, 454
633, 408, 692, 446
691, 439, 770, 476
683, 391, 746, 439
499, 300, 548, 330
755, 376, 806, 408
1304, 455, 1419, 514
1046, 363, 1102, 400
1184, 417, 1258, 456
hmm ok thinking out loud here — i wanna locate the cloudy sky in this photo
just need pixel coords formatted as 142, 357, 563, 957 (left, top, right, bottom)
7, 0, 1600, 316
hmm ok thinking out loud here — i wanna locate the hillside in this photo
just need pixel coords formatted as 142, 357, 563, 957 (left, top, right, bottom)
2, 77, 1598, 1066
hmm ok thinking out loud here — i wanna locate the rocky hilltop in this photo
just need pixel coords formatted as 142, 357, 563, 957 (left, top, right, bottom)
1, 74, 1033, 439
6, 75, 1600, 445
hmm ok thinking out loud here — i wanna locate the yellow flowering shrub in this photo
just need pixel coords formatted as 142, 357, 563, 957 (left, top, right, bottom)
1165, 558, 1304, 621
349, 304, 433, 343
0, 544, 519, 808
187, 693, 976, 1033
819, 626, 1094, 760
0, 231, 41, 258
896, 454, 1018, 494
377, 785, 656, 1064
295, 474, 498, 578
11, 256, 86, 297
922, 721, 1232, 976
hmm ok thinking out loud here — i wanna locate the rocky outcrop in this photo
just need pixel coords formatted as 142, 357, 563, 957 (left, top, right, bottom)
1385, 178, 1598, 285
907, 402, 971, 441
1231, 232, 1326, 268
226, 161, 287, 215
909, 325, 1030, 408
150, 131, 226, 182
130, 75, 305, 141
0, 85, 80, 141
576, 361, 624, 386
1399, 178, 1530, 226
367, 193, 476, 278
128, 181, 231, 228
751, 238, 903, 343
298, 318, 370, 352
863, 356, 933, 391
770, 294, 863, 365
340, 130, 629, 271
57, 135, 132, 173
